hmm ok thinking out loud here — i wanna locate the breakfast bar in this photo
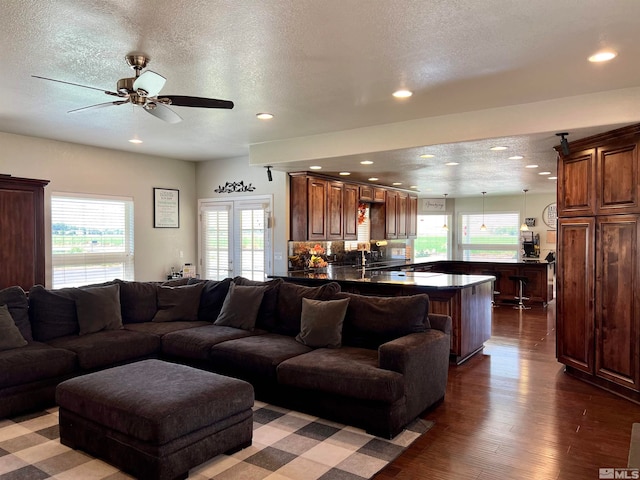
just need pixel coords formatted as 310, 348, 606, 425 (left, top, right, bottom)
272, 268, 494, 364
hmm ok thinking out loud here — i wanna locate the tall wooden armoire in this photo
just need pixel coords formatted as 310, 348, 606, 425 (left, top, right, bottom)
0, 174, 49, 291
556, 123, 640, 402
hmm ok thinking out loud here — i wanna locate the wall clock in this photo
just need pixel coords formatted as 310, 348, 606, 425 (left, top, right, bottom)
542, 202, 557, 229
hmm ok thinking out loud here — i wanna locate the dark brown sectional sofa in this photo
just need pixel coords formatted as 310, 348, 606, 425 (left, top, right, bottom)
0, 276, 451, 438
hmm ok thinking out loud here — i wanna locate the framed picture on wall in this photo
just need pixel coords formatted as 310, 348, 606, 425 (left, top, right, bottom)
153, 188, 180, 228
542, 202, 557, 229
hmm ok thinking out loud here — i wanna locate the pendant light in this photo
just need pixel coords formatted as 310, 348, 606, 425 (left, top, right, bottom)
520, 189, 529, 231
442, 193, 449, 231
480, 192, 487, 231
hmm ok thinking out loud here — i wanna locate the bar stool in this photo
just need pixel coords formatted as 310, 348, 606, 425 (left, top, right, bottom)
482, 271, 500, 307
509, 275, 530, 310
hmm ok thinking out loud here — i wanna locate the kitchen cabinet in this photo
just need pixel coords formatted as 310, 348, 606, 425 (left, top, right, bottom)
360, 185, 386, 203
556, 123, 640, 401
327, 181, 344, 240
343, 184, 358, 240
0, 174, 49, 290
385, 190, 398, 239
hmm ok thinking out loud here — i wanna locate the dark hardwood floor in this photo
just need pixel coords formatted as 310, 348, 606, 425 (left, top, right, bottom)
377, 301, 640, 480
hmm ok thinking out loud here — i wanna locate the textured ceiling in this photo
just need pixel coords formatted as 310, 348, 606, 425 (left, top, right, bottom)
1, 0, 640, 196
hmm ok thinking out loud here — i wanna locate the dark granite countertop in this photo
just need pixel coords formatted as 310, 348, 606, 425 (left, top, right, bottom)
271, 267, 494, 289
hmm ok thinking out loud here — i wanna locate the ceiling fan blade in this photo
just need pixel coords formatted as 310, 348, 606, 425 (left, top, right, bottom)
144, 103, 182, 124
32, 75, 122, 97
68, 100, 129, 113
159, 95, 234, 109
133, 71, 166, 98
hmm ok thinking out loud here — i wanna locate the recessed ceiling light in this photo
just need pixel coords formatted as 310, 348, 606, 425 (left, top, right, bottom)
539, 171, 551, 175
128, 138, 143, 144
392, 182, 403, 186
256, 113, 274, 120
509, 155, 524, 160
368, 177, 379, 181
490, 146, 508, 151
548, 176, 558, 180
445, 162, 459, 166
339, 172, 351, 176
588, 50, 617, 63
309, 165, 322, 170
392, 89, 413, 98
410, 185, 418, 189
525, 164, 539, 168
419, 154, 435, 159
360, 160, 374, 165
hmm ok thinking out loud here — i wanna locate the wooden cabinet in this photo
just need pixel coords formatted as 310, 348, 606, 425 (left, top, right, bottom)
290, 172, 417, 241
556, 123, 640, 401
0, 174, 49, 291
343, 184, 358, 240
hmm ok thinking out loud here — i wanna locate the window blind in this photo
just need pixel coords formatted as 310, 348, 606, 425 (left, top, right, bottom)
458, 212, 519, 262
51, 194, 134, 288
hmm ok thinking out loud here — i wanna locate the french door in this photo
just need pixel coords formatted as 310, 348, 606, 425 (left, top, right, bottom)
199, 196, 272, 281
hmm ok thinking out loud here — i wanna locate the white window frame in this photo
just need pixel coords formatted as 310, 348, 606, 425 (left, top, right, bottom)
413, 214, 451, 262
51, 192, 134, 288
457, 210, 520, 262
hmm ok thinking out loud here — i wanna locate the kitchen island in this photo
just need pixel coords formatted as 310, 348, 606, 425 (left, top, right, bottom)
271, 268, 494, 364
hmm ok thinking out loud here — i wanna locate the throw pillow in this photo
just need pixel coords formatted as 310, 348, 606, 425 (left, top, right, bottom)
0, 304, 28, 351
0, 286, 32, 341
188, 277, 232, 322
153, 282, 204, 322
214, 282, 268, 330
75, 284, 123, 335
336, 292, 429, 348
116, 280, 159, 324
275, 282, 342, 336
296, 297, 350, 348
28, 285, 80, 341
233, 276, 283, 330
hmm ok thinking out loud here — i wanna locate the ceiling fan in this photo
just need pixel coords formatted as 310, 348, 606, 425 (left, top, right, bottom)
32, 54, 234, 124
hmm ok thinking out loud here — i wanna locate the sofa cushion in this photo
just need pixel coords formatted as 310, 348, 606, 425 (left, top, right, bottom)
0, 342, 77, 389
295, 297, 350, 349
277, 347, 404, 404
75, 284, 123, 335
274, 282, 341, 336
162, 325, 262, 360
0, 286, 32, 341
188, 277, 232, 322
335, 292, 429, 348
0, 304, 27, 351
233, 277, 283, 331
46, 330, 160, 371
214, 282, 268, 330
153, 282, 204, 322
116, 280, 158, 324
124, 321, 209, 337
209, 333, 312, 380
29, 285, 79, 341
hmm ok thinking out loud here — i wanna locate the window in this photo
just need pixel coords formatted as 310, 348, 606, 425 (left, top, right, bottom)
414, 214, 450, 261
200, 197, 272, 281
458, 212, 519, 262
51, 194, 134, 288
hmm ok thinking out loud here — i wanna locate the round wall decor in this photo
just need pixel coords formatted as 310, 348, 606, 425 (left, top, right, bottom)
542, 202, 557, 229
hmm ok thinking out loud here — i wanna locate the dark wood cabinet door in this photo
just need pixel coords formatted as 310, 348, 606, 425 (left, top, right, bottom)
558, 148, 596, 216
595, 215, 640, 391
408, 195, 418, 237
556, 217, 595, 374
397, 192, 408, 238
307, 178, 327, 240
0, 176, 49, 291
597, 141, 640, 214
385, 191, 398, 239
326, 181, 344, 240
373, 187, 386, 203
359, 185, 373, 202
343, 184, 358, 240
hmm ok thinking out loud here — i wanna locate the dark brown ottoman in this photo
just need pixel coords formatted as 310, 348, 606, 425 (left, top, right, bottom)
56, 359, 254, 480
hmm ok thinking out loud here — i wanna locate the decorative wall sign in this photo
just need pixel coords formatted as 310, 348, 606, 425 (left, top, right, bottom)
422, 198, 446, 212
154, 188, 180, 228
214, 181, 256, 193
542, 202, 557, 229
525, 217, 536, 227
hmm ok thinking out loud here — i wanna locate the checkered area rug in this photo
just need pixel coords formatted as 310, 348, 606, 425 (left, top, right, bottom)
0, 401, 432, 480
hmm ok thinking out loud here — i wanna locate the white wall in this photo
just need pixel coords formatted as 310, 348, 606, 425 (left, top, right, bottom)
452, 192, 557, 260
195, 157, 289, 274
0, 132, 197, 284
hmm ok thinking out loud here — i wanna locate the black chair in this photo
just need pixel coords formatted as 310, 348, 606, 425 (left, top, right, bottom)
509, 275, 530, 310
